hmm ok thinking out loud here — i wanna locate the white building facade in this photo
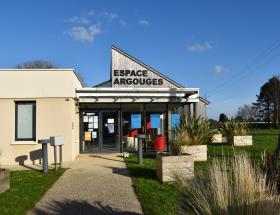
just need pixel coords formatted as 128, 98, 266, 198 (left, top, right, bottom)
0, 46, 209, 167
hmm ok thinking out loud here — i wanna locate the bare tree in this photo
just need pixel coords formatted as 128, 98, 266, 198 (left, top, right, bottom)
16, 60, 57, 69
235, 104, 257, 121
16, 60, 86, 86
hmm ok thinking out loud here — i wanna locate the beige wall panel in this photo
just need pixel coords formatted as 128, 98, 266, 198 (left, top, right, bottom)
0, 69, 82, 98
0, 98, 79, 166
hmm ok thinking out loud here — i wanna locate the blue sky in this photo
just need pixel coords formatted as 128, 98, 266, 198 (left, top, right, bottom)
0, 0, 280, 119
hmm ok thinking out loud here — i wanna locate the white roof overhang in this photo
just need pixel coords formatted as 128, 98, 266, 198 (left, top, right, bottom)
76, 87, 199, 103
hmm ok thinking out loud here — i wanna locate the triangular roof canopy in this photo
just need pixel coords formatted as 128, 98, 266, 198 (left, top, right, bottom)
110, 45, 184, 88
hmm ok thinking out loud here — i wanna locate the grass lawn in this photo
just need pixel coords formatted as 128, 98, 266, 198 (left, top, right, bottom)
125, 155, 179, 215
125, 129, 280, 215
0, 168, 65, 215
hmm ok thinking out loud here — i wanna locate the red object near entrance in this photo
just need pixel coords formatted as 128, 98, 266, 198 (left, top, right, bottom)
153, 135, 166, 152
128, 129, 138, 137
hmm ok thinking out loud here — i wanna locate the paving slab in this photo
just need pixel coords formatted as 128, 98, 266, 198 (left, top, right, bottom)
29, 153, 143, 215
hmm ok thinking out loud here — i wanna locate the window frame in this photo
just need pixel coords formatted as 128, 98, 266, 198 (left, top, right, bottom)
15, 101, 36, 141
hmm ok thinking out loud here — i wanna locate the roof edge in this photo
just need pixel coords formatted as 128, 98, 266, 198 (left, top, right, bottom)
0, 68, 85, 88
199, 96, 210, 105
0, 69, 75, 71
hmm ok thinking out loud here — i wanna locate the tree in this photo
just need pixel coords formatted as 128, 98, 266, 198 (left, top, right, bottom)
16, 60, 57, 69
256, 76, 280, 127
235, 104, 257, 121
16, 60, 86, 86
219, 113, 228, 123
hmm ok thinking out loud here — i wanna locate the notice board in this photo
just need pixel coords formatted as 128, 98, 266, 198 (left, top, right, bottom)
131, 114, 141, 129
171, 114, 180, 129
150, 114, 160, 128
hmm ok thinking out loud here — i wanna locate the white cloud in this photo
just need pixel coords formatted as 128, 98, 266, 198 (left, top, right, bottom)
119, 19, 127, 27
139, 19, 150, 26
99, 12, 118, 20
65, 24, 101, 43
64, 16, 90, 25
214, 65, 229, 75
187, 41, 213, 53
88, 10, 95, 16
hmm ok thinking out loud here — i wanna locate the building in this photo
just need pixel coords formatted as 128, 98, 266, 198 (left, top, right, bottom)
0, 46, 209, 167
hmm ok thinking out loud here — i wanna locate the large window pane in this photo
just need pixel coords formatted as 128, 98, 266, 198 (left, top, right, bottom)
16, 102, 35, 140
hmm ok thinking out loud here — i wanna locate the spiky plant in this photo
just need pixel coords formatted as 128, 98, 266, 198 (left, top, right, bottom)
172, 116, 218, 155
219, 119, 249, 144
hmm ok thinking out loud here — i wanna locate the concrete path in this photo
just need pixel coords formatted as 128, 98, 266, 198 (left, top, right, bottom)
29, 154, 143, 215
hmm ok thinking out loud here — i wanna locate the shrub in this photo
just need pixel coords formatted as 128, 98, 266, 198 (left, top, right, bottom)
219, 119, 249, 144
176, 152, 280, 215
171, 116, 217, 155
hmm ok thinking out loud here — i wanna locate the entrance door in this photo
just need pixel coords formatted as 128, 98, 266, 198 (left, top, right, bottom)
81, 112, 100, 153
101, 112, 120, 152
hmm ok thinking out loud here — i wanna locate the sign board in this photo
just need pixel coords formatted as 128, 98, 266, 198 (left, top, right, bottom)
131, 114, 141, 129
108, 118, 114, 123
171, 114, 180, 128
111, 47, 180, 88
150, 114, 160, 128
84, 132, 91, 141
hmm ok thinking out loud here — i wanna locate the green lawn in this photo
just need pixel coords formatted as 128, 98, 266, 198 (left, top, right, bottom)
0, 168, 65, 215
125, 129, 280, 215
125, 155, 179, 215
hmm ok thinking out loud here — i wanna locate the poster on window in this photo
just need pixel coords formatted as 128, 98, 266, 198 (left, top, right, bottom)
84, 132, 91, 141
150, 114, 160, 128
171, 114, 180, 128
83, 116, 89, 122
88, 123, 93, 129
92, 131, 97, 139
108, 124, 115, 133
131, 114, 141, 129
108, 118, 114, 123
88, 116, 94, 123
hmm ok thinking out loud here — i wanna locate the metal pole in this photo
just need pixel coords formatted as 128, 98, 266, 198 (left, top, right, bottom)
54, 146, 57, 170
165, 103, 170, 152
138, 138, 143, 165
42, 143, 48, 173
143, 104, 147, 152
59, 145, 62, 168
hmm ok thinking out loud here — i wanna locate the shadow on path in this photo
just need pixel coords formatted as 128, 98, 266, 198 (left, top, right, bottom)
90, 155, 124, 163
32, 200, 142, 215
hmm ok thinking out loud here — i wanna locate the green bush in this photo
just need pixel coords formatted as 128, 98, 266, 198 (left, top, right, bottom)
219, 119, 249, 144
172, 116, 218, 155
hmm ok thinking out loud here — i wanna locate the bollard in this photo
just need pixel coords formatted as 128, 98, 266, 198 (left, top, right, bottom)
138, 138, 143, 165
38, 139, 50, 173
137, 134, 146, 165
54, 145, 57, 170
59, 145, 63, 168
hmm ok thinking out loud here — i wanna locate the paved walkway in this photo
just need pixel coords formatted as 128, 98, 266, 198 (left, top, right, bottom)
29, 154, 143, 215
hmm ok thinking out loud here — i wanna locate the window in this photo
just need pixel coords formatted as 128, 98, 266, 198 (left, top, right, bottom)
15, 101, 36, 141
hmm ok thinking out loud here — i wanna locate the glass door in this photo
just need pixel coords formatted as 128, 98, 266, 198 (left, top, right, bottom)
81, 112, 99, 153
101, 112, 119, 152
